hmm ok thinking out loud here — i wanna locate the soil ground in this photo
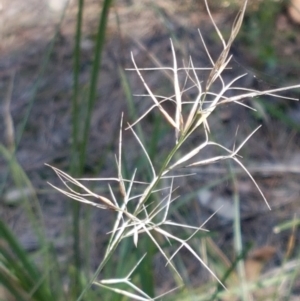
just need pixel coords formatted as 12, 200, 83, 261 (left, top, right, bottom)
0, 0, 300, 298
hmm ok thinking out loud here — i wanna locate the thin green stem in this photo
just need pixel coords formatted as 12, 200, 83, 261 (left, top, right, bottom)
71, 0, 85, 296
77, 224, 125, 301
132, 92, 208, 216
79, 0, 113, 172
71, 0, 113, 297
71, 0, 84, 171
231, 163, 249, 301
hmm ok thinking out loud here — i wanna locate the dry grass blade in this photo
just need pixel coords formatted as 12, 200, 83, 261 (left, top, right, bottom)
128, 123, 156, 178
95, 254, 153, 300
170, 39, 183, 142
204, 0, 248, 90
4, 72, 16, 152
131, 52, 178, 129
192, 73, 250, 133
118, 113, 126, 197
46, 164, 116, 210
226, 84, 300, 103
167, 128, 209, 171
155, 226, 226, 290
47, 182, 109, 210
183, 58, 204, 133
232, 157, 270, 210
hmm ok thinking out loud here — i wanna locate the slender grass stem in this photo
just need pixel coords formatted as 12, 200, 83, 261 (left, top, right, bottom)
79, 0, 113, 172
71, 1, 85, 296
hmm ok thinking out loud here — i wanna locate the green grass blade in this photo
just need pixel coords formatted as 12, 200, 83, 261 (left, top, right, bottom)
70, 0, 85, 296
79, 0, 114, 171
0, 144, 45, 245
0, 220, 54, 301
71, 0, 84, 172
230, 163, 248, 301
69, 1, 113, 297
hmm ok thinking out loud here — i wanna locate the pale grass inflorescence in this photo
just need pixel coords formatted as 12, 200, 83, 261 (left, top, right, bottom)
47, 0, 300, 299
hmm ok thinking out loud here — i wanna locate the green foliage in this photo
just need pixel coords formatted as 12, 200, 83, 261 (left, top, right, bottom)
239, 0, 283, 69
0, 220, 56, 301
70, 0, 113, 297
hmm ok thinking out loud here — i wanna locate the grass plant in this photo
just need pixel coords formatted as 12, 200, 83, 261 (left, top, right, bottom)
70, 0, 113, 296
46, 0, 300, 300
0, 6, 69, 301
1, 0, 300, 300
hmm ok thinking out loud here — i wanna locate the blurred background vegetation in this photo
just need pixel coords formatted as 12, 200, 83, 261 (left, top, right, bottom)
0, 0, 300, 300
